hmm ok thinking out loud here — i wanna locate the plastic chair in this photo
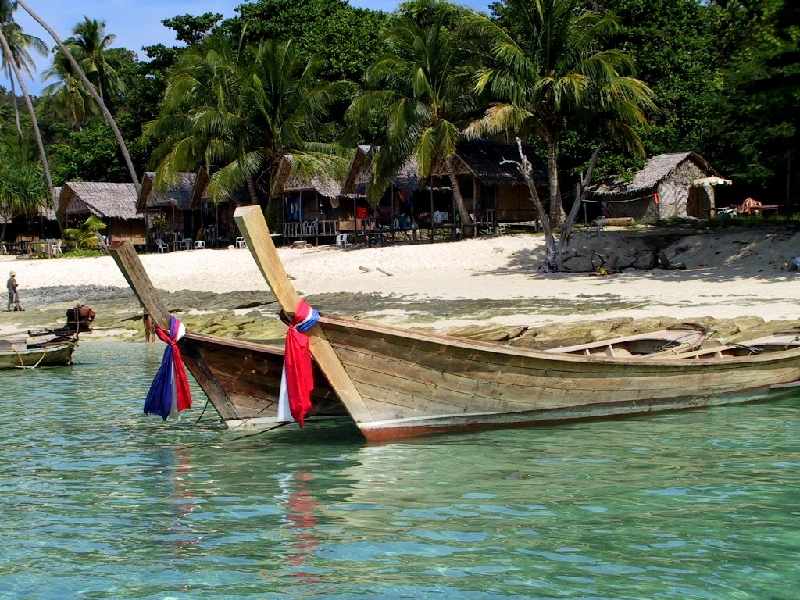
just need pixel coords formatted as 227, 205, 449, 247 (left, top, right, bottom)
52, 240, 63, 256
182, 238, 193, 250
335, 233, 350, 248
156, 239, 169, 253
194, 240, 206, 250
235, 237, 246, 249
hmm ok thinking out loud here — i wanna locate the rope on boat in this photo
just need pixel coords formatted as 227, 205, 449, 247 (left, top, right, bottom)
13, 350, 47, 370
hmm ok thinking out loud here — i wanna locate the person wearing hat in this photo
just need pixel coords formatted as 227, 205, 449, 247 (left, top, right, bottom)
7, 270, 21, 311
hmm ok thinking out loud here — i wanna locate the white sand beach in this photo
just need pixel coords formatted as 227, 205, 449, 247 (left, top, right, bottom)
2, 229, 799, 330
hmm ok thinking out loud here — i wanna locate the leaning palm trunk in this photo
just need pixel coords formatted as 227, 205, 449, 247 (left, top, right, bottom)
0, 28, 53, 194
7, 67, 21, 136
504, 138, 600, 272
446, 169, 474, 237
16, 0, 140, 194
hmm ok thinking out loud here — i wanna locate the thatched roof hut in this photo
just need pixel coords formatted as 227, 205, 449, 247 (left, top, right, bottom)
271, 155, 345, 200
341, 145, 420, 198
447, 139, 542, 185
590, 152, 728, 221
58, 182, 145, 243
137, 172, 195, 212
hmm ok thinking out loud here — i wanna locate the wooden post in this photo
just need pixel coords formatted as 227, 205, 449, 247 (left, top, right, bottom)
234, 205, 374, 423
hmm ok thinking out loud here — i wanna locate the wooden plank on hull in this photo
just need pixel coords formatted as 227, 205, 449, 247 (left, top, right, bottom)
234, 205, 374, 425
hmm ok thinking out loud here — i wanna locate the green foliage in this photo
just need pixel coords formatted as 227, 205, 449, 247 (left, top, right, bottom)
0, 142, 49, 218
62, 247, 104, 258
63, 214, 105, 249
49, 117, 147, 184
161, 13, 222, 46
471, 0, 655, 223
145, 34, 350, 212
225, 0, 389, 82
349, 6, 479, 201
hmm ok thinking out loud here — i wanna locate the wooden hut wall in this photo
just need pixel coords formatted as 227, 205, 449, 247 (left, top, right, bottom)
604, 196, 656, 221
109, 218, 147, 244
496, 185, 538, 222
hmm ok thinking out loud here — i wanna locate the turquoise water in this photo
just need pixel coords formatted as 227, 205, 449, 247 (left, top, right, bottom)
1, 340, 799, 599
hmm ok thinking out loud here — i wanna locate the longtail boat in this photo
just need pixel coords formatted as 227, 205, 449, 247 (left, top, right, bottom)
0, 305, 95, 369
111, 206, 800, 441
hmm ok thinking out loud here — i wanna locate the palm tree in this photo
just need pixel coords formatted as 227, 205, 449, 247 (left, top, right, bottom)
66, 17, 124, 110
146, 35, 348, 216
0, 2, 46, 135
16, 0, 140, 194
468, 0, 656, 226
0, 143, 49, 241
42, 47, 95, 128
348, 9, 478, 230
0, 0, 52, 195
0, 14, 52, 198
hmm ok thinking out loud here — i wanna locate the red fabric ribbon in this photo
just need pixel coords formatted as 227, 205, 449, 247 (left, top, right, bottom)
284, 300, 315, 426
154, 321, 192, 412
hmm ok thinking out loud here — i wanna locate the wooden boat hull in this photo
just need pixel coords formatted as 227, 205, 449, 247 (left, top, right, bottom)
318, 315, 800, 441
178, 332, 345, 428
0, 342, 75, 369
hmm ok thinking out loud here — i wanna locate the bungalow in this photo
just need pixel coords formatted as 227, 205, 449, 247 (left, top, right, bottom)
189, 167, 248, 247
590, 152, 729, 222
444, 139, 544, 230
272, 155, 346, 244
58, 182, 145, 245
343, 140, 544, 239
341, 145, 419, 235
138, 172, 196, 249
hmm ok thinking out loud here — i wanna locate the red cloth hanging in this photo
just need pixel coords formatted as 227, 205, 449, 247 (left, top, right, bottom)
283, 300, 316, 426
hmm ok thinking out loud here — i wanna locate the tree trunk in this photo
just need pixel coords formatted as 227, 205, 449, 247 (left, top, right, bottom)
546, 135, 563, 227
17, 0, 141, 195
7, 66, 21, 136
505, 139, 558, 271
0, 28, 54, 195
445, 158, 473, 237
555, 144, 602, 271
507, 139, 602, 272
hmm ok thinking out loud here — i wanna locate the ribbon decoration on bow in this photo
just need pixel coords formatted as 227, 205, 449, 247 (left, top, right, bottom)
144, 316, 193, 420
277, 300, 320, 427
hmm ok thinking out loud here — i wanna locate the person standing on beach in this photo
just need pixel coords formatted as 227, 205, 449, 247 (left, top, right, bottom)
7, 271, 22, 311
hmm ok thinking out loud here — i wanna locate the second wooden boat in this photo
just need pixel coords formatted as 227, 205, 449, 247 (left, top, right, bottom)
0, 305, 95, 369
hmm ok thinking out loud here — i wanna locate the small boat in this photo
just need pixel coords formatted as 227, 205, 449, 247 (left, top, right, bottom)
110, 207, 800, 441
545, 325, 708, 357
0, 305, 95, 369
109, 245, 343, 428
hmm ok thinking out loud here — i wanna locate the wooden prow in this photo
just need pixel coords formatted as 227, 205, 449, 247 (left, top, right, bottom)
109, 241, 171, 329
109, 241, 235, 416
234, 205, 374, 423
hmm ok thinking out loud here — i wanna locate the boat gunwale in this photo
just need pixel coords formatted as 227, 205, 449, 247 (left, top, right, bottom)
319, 314, 800, 368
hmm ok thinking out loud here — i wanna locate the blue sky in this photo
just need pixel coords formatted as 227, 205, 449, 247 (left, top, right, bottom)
8, 0, 492, 95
